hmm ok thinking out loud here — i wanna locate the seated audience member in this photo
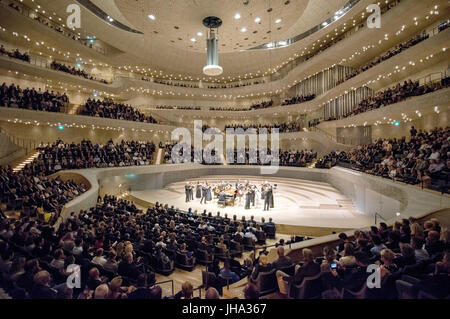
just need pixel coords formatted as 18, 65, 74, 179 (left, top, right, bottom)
370, 236, 388, 257
331, 251, 371, 291
175, 281, 199, 299
338, 243, 357, 267
93, 284, 110, 299
103, 251, 119, 274
276, 248, 320, 295
321, 246, 338, 272
425, 230, 446, 257
251, 255, 273, 280
378, 249, 398, 273
243, 282, 260, 299
92, 248, 107, 267
30, 270, 57, 299
50, 249, 65, 270
86, 267, 103, 291
435, 251, 450, 275
411, 237, 430, 263
394, 244, 416, 268
219, 261, 240, 284
205, 287, 220, 299
108, 276, 128, 299
118, 253, 142, 280
272, 246, 293, 269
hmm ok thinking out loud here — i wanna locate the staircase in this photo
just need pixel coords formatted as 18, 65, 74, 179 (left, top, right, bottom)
12, 151, 40, 172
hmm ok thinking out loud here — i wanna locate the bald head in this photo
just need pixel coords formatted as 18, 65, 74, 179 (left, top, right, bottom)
205, 287, 220, 299
94, 284, 109, 299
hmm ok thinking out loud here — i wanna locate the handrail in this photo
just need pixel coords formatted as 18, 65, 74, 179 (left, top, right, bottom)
193, 285, 202, 299
153, 279, 174, 297
1, 0, 107, 55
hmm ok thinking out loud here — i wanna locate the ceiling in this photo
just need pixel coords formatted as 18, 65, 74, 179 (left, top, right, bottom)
36, 0, 351, 78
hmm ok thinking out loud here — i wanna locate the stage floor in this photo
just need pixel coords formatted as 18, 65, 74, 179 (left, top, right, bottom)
130, 175, 373, 230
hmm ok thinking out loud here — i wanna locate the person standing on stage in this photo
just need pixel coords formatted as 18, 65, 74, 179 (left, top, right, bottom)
244, 188, 251, 210
200, 182, 208, 204
250, 186, 255, 207
189, 182, 194, 201
263, 188, 270, 211
185, 183, 191, 203
205, 183, 212, 202
268, 186, 274, 208
196, 182, 202, 199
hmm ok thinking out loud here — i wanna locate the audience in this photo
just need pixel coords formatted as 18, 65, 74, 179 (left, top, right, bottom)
50, 61, 109, 84
0, 46, 30, 63
31, 139, 156, 175
0, 83, 68, 112
316, 127, 449, 193
81, 98, 158, 124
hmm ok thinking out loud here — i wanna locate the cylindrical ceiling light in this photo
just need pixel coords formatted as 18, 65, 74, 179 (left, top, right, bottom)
202, 16, 223, 76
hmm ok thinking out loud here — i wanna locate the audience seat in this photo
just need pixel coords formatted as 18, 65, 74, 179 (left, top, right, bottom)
256, 230, 266, 245
196, 249, 214, 265
288, 272, 323, 299
155, 258, 175, 276
396, 280, 418, 299
278, 264, 296, 276
250, 268, 278, 296
264, 226, 276, 239
175, 252, 196, 271
243, 237, 256, 251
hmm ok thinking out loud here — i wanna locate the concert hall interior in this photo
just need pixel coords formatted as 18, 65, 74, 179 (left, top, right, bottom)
0, 0, 449, 302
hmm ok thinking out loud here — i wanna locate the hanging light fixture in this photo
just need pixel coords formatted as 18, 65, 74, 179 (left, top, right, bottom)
202, 16, 223, 76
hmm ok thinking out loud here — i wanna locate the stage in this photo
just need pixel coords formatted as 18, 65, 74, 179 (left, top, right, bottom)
129, 175, 374, 232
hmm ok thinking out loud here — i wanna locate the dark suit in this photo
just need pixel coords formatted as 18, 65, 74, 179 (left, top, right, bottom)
272, 256, 293, 270
284, 261, 320, 285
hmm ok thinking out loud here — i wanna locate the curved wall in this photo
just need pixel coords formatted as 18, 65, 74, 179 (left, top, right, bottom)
57, 164, 450, 229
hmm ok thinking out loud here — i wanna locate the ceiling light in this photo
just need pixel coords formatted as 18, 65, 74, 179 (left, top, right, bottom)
197, 32, 203, 36
148, 14, 155, 20
241, 27, 247, 32
191, 38, 196, 42
234, 13, 241, 19
254, 17, 261, 23
275, 19, 281, 24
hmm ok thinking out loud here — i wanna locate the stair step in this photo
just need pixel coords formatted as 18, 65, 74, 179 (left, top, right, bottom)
12, 151, 40, 172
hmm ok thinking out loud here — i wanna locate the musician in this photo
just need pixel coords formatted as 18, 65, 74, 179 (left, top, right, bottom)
195, 182, 202, 199
189, 182, 194, 200
205, 183, 212, 202
263, 187, 270, 211
268, 186, 274, 208
244, 187, 251, 210
250, 186, 255, 207
185, 182, 191, 203
200, 183, 208, 204
218, 190, 227, 205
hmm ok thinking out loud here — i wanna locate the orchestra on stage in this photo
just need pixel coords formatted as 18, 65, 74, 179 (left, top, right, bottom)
184, 180, 275, 210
